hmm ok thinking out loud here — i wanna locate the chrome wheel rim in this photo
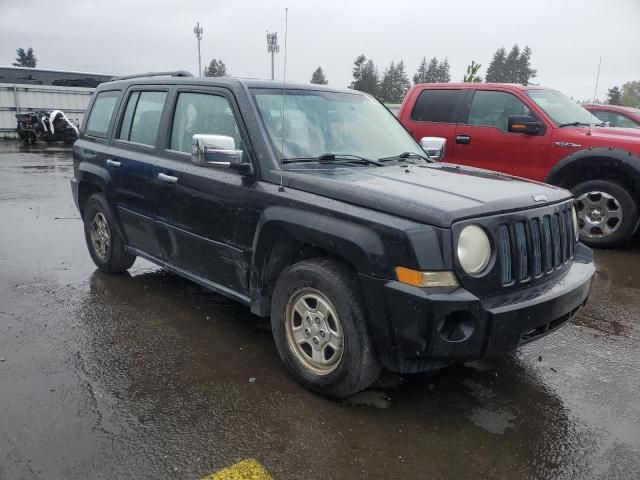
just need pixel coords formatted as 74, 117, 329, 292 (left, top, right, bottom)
90, 212, 111, 261
575, 191, 623, 239
284, 288, 344, 375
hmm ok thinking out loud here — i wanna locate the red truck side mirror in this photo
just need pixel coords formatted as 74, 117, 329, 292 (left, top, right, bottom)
508, 115, 543, 135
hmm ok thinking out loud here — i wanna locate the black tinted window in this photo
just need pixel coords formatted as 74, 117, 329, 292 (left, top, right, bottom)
85, 91, 119, 136
410, 89, 461, 122
118, 91, 167, 146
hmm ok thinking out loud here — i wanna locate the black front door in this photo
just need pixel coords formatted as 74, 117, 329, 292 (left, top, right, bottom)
152, 88, 256, 299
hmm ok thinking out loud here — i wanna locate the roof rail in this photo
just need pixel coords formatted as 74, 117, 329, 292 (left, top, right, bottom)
111, 71, 194, 81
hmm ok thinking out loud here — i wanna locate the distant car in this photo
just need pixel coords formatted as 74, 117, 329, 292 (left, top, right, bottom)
398, 83, 640, 248
583, 104, 640, 129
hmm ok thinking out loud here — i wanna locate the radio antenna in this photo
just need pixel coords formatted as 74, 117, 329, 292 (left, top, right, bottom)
587, 56, 602, 137
278, 7, 288, 191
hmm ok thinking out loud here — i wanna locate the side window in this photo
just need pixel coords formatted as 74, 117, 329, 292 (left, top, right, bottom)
410, 89, 461, 123
169, 92, 241, 153
467, 90, 532, 132
607, 112, 639, 128
85, 91, 120, 137
117, 91, 167, 146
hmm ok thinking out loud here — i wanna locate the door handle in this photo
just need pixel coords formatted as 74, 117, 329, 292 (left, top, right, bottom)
106, 159, 121, 168
158, 172, 179, 184
456, 134, 471, 145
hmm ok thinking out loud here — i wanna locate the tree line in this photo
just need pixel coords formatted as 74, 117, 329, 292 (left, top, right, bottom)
11, 46, 640, 108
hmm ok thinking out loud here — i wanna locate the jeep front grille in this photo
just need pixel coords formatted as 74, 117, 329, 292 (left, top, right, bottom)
497, 205, 575, 287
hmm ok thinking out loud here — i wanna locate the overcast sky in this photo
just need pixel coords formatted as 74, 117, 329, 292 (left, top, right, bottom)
1, 0, 639, 101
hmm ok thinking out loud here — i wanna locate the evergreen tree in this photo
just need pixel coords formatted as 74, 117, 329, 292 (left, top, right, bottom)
13, 47, 37, 68
413, 57, 429, 84
425, 57, 440, 83
516, 46, 537, 84
436, 58, 451, 82
485, 47, 507, 82
394, 60, 411, 102
379, 60, 410, 103
349, 54, 367, 90
310, 66, 328, 85
379, 62, 396, 102
203, 59, 228, 77
607, 86, 622, 105
359, 59, 380, 96
620, 81, 640, 108
463, 61, 482, 82
504, 45, 521, 83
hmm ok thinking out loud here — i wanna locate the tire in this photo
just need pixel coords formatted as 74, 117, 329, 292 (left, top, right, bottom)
83, 193, 136, 272
270, 258, 381, 398
571, 179, 638, 248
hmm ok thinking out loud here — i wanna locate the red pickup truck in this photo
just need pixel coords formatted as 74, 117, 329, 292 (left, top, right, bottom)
398, 83, 640, 248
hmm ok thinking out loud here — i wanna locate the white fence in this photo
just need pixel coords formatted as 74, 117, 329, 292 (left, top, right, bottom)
0, 83, 94, 138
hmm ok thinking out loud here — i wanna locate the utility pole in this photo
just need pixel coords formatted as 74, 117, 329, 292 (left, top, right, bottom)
266, 32, 279, 80
193, 22, 203, 76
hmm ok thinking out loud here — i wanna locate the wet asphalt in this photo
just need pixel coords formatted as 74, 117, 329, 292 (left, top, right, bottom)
0, 142, 638, 480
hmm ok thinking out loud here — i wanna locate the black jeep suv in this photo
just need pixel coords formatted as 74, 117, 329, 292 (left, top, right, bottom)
71, 71, 595, 398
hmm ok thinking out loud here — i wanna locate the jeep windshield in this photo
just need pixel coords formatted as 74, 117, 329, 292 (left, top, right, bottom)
526, 89, 603, 127
251, 88, 425, 167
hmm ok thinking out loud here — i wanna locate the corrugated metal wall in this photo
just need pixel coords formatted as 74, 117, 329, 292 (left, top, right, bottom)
0, 83, 94, 137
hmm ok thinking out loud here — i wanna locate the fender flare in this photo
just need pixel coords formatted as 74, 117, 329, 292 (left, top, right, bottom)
545, 147, 640, 188
249, 205, 387, 315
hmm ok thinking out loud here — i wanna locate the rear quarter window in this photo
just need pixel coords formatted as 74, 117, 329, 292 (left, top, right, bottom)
85, 91, 120, 137
410, 89, 461, 123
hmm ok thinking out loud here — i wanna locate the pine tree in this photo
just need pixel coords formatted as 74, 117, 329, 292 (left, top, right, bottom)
485, 47, 507, 82
517, 46, 537, 84
413, 57, 429, 84
310, 66, 328, 85
349, 54, 367, 91
607, 86, 622, 105
203, 59, 228, 77
13, 47, 37, 68
463, 61, 482, 82
504, 45, 521, 83
379, 62, 396, 102
425, 57, 440, 83
359, 59, 380, 96
394, 60, 411, 102
436, 58, 451, 82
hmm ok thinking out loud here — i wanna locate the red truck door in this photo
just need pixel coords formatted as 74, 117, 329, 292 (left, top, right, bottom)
399, 88, 465, 162
451, 89, 550, 181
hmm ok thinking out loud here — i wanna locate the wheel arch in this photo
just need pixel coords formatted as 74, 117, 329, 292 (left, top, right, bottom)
249, 206, 387, 317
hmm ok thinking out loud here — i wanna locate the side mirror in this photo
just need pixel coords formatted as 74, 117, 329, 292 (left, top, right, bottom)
191, 134, 249, 172
420, 137, 446, 161
508, 115, 542, 135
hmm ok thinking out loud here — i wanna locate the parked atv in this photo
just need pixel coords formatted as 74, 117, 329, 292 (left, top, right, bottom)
16, 110, 79, 145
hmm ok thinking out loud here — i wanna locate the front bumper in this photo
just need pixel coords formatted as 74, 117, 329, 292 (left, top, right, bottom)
359, 244, 595, 373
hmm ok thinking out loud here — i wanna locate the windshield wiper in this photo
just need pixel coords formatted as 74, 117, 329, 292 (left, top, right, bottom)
558, 121, 591, 128
378, 151, 431, 163
281, 153, 383, 166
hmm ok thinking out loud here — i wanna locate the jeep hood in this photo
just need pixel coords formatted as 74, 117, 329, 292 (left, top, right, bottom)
279, 163, 572, 228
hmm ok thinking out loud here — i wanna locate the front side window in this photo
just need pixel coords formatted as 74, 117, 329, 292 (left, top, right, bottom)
252, 89, 423, 164
118, 91, 167, 146
466, 90, 531, 132
410, 89, 461, 122
169, 93, 241, 153
526, 89, 601, 126
85, 91, 119, 136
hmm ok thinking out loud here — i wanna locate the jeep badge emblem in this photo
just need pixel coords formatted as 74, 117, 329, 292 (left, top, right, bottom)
532, 194, 548, 202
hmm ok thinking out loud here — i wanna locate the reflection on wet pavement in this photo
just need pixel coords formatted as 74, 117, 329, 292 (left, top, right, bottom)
0, 142, 639, 479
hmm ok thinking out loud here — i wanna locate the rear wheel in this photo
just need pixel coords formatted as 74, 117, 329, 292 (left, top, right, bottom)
270, 258, 381, 398
83, 193, 136, 272
571, 179, 638, 248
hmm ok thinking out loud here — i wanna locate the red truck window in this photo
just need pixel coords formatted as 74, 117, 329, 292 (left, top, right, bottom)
411, 89, 462, 123
466, 90, 531, 132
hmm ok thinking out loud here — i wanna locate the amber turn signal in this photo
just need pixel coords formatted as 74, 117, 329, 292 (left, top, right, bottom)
395, 267, 459, 288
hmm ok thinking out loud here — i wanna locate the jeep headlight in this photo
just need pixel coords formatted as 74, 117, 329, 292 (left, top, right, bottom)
457, 225, 491, 275
572, 205, 579, 241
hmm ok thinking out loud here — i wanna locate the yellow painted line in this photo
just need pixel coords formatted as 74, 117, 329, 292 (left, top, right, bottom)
201, 459, 272, 480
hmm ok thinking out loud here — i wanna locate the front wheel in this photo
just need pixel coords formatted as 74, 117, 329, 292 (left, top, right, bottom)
270, 258, 381, 398
83, 193, 136, 272
571, 179, 638, 248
